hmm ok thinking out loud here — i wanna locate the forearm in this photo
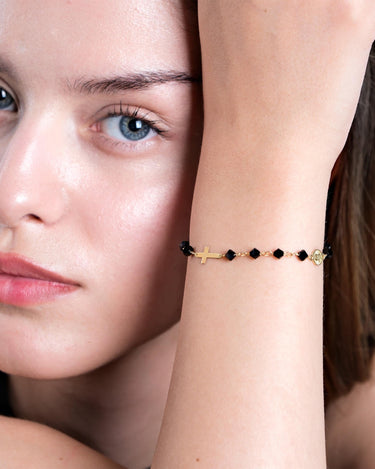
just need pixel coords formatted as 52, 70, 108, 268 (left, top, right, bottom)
152, 137, 329, 468
153, 3, 375, 464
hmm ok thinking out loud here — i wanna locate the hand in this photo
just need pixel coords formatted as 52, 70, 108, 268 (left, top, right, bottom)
198, 0, 375, 174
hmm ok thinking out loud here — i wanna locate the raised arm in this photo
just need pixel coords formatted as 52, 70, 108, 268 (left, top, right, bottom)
152, 2, 375, 468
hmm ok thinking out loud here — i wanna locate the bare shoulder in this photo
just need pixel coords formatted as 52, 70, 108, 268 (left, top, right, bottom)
325, 357, 375, 469
0, 416, 125, 469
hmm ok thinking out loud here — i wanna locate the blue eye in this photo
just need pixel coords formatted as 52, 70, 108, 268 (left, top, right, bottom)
101, 114, 157, 143
120, 116, 151, 141
0, 87, 16, 111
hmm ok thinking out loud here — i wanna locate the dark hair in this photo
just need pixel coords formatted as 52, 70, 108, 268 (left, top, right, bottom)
323, 43, 375, 407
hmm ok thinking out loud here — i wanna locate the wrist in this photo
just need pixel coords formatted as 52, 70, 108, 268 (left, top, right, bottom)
191, 145, 331, 249
199, 127, 337, 182
196, 137, 332, 204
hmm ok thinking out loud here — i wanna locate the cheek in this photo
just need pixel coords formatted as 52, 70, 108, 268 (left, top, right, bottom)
99, 170, 193, 295
87, 167, 194, 254
75, 162, 195, 342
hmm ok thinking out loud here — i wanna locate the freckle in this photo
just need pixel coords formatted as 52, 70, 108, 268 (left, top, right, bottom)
196, 458, 200, 462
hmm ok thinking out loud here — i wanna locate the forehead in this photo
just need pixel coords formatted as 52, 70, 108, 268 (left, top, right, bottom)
0, 0, 199, 80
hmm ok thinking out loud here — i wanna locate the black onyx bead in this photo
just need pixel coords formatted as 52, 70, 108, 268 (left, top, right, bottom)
225, 249, 236, 261
273, 249, 284, 259
250, 248, 260, 259
179, 241, 194, 257
297, 250, 308, 261
323, 243, 333, 259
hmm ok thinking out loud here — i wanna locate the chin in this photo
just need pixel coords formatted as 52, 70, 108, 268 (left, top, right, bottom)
0, 336, 126, 380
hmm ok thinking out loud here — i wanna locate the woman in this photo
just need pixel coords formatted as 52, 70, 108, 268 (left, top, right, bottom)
0, 1, 374, 468
0, 1, 201, 467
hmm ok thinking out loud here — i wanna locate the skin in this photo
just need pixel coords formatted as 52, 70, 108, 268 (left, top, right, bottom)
0, 1, 375, 468
0, 1, 202, 468
325, 356, 375, 469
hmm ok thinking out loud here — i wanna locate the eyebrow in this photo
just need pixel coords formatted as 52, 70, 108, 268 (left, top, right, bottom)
0, 55, 201, 95
66, 70, 201, 95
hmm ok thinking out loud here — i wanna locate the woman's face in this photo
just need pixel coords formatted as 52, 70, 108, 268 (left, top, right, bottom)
0, 0, 202, 378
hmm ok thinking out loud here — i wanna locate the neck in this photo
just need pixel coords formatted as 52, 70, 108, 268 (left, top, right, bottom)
8, 323, 179, 469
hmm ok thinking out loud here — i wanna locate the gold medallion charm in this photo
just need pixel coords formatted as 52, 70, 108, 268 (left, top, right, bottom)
311, 249, 325, 266
195, 246, 223, 264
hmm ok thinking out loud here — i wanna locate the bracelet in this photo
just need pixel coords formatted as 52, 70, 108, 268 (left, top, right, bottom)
179, 241, 333, 266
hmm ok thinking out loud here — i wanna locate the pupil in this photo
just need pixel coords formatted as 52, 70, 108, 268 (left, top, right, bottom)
128, 119, 143, 132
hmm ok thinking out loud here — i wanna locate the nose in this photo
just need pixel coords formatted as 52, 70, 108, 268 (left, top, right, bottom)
0, 113, 67, 228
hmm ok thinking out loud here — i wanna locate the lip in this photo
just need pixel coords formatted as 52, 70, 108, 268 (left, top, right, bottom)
0, 252, 80, 306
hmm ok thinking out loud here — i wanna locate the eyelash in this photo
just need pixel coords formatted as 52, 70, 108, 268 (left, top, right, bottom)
105, 103, 166, 135
94, 103, 169, 149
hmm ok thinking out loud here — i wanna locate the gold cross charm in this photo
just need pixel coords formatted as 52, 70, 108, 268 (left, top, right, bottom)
195, 246, 223, 264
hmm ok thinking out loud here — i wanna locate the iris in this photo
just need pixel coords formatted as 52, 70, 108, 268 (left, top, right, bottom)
119, 116, 151, 141
0, 88, 14, 110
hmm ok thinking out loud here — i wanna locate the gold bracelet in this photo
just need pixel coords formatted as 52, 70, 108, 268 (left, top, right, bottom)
179, 241, 333, 266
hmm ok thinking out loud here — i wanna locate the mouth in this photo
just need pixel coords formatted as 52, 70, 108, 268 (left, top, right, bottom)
0, 252, 80, 307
